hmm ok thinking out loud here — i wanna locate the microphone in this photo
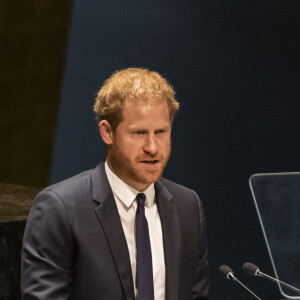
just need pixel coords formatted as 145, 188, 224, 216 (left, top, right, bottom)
219, 265, 235, 279
242, 262, 300, 295
219, 265, 262, 300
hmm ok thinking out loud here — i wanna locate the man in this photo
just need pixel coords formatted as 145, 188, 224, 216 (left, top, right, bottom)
21, 68, 210, 300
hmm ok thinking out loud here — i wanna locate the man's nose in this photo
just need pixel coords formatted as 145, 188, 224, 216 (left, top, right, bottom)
143, 134, 158, 155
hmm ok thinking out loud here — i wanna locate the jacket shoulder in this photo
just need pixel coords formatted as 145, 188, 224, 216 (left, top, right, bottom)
46, 169, 92, 196
37, 164, 105, 204
159, 177, 198, 199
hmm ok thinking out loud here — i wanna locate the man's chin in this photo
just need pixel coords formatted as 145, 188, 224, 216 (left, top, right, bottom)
135, 170, 162, 185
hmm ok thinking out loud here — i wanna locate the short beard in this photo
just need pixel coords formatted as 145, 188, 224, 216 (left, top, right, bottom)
107, 143, 170, 188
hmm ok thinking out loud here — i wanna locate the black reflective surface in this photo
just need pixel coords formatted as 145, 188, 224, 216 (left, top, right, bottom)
250, 173, 300, 299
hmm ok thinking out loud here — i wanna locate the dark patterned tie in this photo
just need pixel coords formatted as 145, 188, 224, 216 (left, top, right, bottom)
135, 193, 154, 300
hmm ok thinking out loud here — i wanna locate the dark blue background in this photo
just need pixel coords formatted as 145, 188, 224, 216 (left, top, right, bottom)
51, 1, 300, 299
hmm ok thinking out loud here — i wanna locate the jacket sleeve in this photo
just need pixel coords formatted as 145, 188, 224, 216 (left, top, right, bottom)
191, 191, 211, 300
21, 190, 75, 299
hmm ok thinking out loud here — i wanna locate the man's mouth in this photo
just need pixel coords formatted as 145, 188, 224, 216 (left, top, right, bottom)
140, 160, 159, 164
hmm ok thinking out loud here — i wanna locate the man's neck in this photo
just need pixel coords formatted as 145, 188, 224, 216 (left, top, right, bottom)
106, 159, 150, 192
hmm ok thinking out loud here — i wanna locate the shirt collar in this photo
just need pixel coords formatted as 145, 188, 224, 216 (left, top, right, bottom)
105, 160, 155, 209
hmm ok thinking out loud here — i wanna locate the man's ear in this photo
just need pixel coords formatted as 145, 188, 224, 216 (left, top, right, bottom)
99, 120, 114, 145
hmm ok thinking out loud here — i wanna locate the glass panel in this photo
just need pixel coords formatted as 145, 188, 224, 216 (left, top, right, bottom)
249, 172, 300, 299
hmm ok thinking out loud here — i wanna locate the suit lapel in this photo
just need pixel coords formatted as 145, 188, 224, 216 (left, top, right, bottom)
155, 180, 181, 300
91, 164, 181, 300
92, 163, 135, 300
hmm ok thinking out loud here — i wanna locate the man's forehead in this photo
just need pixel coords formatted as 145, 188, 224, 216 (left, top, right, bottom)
119, 99, 170, 124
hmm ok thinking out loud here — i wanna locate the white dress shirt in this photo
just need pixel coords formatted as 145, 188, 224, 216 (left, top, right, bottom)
105, 161, 166, 300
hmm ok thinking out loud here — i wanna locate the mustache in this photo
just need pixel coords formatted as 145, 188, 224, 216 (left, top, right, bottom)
136, 148, 171, 162
136, 155, 164, 160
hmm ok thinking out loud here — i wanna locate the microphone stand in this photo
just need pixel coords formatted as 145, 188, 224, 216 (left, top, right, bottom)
229, 274, 262, 300
256, 270, 300, 295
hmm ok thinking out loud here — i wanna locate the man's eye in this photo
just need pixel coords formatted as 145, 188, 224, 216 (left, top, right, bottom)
155, 130, 165, 134
134, 131, 146, 135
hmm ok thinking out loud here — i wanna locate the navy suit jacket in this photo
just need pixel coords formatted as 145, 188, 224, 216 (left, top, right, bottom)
21, 162, 210, 299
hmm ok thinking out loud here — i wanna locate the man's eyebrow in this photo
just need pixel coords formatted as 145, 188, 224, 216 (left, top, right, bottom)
129, 127, 148, 131
129, 125, 170, 130
157, 125, 171, 130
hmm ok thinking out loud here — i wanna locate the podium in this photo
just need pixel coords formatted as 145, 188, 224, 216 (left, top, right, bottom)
250, 172, 300, 299
0, 182, 39, 300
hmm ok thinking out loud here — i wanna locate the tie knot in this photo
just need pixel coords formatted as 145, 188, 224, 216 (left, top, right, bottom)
136, 193, 146, 207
